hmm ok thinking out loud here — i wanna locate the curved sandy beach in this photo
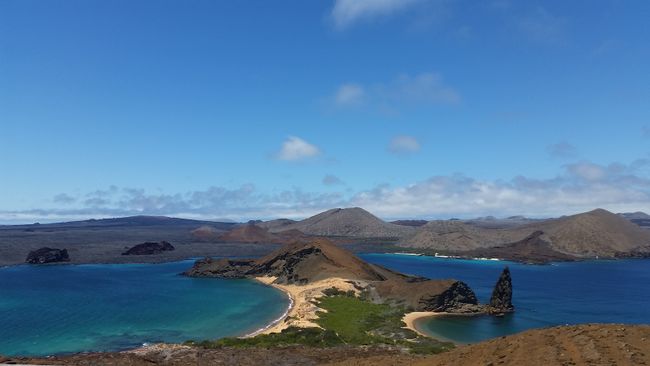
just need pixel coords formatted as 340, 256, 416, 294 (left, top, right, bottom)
250, 276, 363, 335
402, 311, 449, 337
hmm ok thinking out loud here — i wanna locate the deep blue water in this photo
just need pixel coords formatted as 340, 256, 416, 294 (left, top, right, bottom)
360, 254, 650, 344
0, 261, 289, 357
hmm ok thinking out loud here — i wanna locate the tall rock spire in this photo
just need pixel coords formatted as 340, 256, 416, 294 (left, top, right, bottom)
489, 267, 514, 314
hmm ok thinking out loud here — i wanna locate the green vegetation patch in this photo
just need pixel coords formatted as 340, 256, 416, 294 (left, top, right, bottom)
315, 294, 402, 344
188, 293, 454, 355
186, 327, 344, 348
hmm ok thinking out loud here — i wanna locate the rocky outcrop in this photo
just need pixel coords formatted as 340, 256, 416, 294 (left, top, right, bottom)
418, 281, 481, 313
122, 241, 175, 255
25, 247, 70, 264
488, 267, 514, 314
615, 245, 650, 259
184, 258, 255, 278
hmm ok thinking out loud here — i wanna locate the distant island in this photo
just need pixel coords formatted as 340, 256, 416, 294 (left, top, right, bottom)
2, 207, 650, 266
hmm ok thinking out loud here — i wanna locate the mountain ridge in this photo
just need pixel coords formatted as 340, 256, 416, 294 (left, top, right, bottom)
399, 208, 650, 259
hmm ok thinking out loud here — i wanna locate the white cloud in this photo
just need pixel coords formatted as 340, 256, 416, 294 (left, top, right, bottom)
351, 160, 650, 218
334, 83, 365, 106
331, 0, 424, 29
389, 135, 421, 154
275, 136, 321, 161
330, 72, 459, 113
565, 161, 607, 181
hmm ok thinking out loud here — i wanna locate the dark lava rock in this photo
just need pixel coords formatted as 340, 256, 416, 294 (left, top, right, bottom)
417, 281, 481, 313
122, 241, 175, 255
185, 257, 255, 278
488, 267, 514, 314
615, 245, 650, 259
26, 247, 70, 264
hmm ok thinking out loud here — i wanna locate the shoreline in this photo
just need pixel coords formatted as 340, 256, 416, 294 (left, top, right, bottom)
402, 311, 483, 345
246, 276, 364, 335
243, 279, 295, 338
402, 311, 450, 338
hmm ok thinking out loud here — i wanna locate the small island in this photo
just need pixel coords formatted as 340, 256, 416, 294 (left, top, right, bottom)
122, 241, 175, 256
25, 247, 70, 264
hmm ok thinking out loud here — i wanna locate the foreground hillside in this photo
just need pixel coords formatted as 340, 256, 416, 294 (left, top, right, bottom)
5, 324, 648, 365
333, 324, 650, 366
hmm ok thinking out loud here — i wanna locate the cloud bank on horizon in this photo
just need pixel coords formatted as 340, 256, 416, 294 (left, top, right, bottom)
3, 159, 650, 224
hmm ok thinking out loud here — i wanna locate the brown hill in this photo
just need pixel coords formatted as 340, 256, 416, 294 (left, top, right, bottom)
192, 224, 307, 245
390, 220, 428, 227
185, 238, 490, 313
330, 324, 650, 366
526, 208, 650, 257
272, 207, 415, 239
185, 237, 388, 284
401, 209, 650, 259
463, 231, 576, 264
190, 225, 222, 241
401, 220, 522, 251
217, 224, 283, 244
257, 218, 298, 231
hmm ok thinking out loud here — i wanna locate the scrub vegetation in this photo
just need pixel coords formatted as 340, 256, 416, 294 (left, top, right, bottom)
186, 292, 454, 355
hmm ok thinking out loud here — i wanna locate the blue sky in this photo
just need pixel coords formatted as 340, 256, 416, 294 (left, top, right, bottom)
1, 0, 650, 223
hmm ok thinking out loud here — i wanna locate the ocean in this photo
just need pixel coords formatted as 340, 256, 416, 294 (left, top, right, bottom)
2, 255, 649, 356
0, 260, 289, 357
360, 254, 650, 343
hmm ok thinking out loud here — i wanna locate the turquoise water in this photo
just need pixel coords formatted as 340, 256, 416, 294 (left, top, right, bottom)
360, 254, 650, 344
0, 261, 289, 357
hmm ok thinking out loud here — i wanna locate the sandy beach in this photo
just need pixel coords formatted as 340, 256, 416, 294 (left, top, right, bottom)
402, 311, 449, 337
251, 276, 365, 335
251, 277, 463, 340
